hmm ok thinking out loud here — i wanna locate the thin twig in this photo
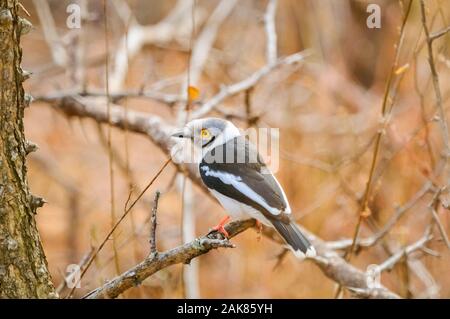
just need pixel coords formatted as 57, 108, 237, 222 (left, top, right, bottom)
190, 50, 311, 119
430, 25, 450, 41
429, 189, 450, 251
377, 231, 432, 273
420, 0, 450, 164
32, 0, 68, 67
414, 52, 435, 170
83, 220, 251, 299
149, 191, 161, 254
337, 1, 413, 298
188, 0, 237, 88
109, 0, 202, 91
34, 88, 183, 106
345, 0, 413, 260
65, 158, 172, 298
56, 247, 95, 294
103, 0, 121, 278
430, 206, 450, 250
326, 181, 432, 251
122, 9, 142, 287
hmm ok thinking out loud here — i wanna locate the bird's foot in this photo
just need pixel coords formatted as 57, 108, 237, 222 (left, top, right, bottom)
208, 215, 231, 239
211, 224, 229, 238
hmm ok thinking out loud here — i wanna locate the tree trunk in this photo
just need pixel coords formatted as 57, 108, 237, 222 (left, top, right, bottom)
0, 0, 56, 298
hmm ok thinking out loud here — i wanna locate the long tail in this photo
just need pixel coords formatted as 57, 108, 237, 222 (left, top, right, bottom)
271, 220, 316, 258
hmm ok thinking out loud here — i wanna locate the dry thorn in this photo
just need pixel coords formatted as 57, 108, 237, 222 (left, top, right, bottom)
18, 2, 31, 17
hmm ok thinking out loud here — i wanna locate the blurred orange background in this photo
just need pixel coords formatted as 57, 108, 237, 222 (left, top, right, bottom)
19, 0, 450, 298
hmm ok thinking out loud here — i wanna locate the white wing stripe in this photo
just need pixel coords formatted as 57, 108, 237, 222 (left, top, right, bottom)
271, 175, 291, 214
201, 166, 281, 215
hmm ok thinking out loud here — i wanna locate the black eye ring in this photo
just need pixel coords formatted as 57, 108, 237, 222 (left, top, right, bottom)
202, 136, 216, 148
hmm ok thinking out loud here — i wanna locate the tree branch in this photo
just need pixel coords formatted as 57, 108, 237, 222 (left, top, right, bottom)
149, 191, 160, 254
109, 0, 205, 91
83, 219, 250, 299
420, 1, 450, 161
377, 230, 432, 273
190, 50, 311, 119
430, 25, 450, 42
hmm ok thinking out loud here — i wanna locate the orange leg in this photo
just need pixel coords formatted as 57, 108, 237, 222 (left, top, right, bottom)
212, 215, 231, 238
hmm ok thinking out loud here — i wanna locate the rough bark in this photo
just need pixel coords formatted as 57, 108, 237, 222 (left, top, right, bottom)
0, 0, 56, 298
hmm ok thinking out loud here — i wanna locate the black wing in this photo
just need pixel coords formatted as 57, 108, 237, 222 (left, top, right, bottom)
199, 136, 289, 223
200, 136, 314, 255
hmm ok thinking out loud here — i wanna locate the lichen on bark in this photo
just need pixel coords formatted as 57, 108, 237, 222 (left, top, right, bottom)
0, 0, 56, 298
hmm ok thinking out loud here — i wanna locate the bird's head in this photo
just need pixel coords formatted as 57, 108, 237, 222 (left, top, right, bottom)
171, 117, 241, 151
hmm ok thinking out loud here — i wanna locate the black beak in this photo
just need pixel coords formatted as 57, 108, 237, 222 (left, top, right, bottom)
171, 130, 191, 139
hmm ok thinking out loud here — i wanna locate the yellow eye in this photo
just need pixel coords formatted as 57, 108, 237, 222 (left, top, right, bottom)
201, 129, 210, 138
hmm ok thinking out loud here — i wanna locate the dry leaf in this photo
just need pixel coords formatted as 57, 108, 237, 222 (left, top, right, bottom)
188, 85, 200, 102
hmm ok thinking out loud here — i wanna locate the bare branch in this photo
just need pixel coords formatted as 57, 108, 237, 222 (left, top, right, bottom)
408, 258, 440, 298
377, 231, 432, 273
420, 1, 450, 162
430, 206, 450, 250
347, 287, 400, 299
83, 219, 248, 299
309, 250, 399, 299
32, 0, 68, 66
56, 247, 94, 294
430, 25, 450, 42
34, 89, 183, 107
109, 0, 205, 91
85, 215, 401, 299
65, 155, 172, 298
149, 191, 160, 255
327, 181, 432, 251
429, 189, 450, 251
41, 95, 176, 152
191, 50, 311, 118
188, 0, 238, 86
264, 0, 278, 65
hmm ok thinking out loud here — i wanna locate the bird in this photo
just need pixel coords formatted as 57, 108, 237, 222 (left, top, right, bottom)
171, 117, 316, 258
